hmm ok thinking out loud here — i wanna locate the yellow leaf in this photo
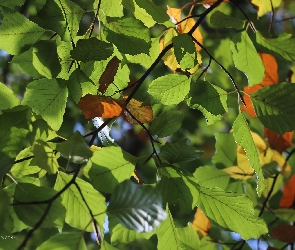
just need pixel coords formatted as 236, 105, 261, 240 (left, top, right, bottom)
223, 166, 254, 180
249, 0, 282, 17
90, 145, 101, 152
192, 208, 211, 238
124, 98, 153, 125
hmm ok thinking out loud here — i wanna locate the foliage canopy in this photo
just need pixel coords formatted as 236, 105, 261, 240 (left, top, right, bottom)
1, 0, 295, 249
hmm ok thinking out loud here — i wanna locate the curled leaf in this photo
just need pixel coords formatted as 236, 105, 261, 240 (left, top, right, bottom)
78, 94, 125, 120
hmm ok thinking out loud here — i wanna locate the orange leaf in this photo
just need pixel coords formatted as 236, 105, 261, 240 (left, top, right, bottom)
241, 53, 279, 117
192, 208, 211, 238
166, 6, 181, 24
77, 94, 125, 120
280, 174, 295, 208
99, 56, 121, 93
241, 84, 262, 117
124, 98, 153, 125
270, 224, 295, 243
264, 128, 293, 154
258, 53, 278, 86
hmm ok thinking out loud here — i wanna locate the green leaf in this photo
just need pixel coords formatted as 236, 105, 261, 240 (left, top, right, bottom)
10, 147, 40, 178
0, 8, 44, 54
0, 189, 10, 229
32, 0, 83, 41
57, 41, 74, 80
0, 83, 20, 114
210, 11, 246, 30
31, 140, 59, 174
194, 166, 230, 190
250, 0, 282, 17
233, 113, 265, 195
0, 0, 26, 9
32, 40, 61, 79
0, 106, 31, 178
98, 0, 124, 17
230, 32, 265, 86
134, 0, 169, 24
148, 75, 191, 105
105, 17, 151, 55
256, 32, 295, 61
84, 146, 137, 193
14, 183, 66, 228
71, 38, 114, 62
37, 232, 87, 250
54, 172, 106, 231
27, 118, 51, 144
176, 225, 200, 250
274, 209, 295, 223
212, 132, 237, 168
262, 161, 280, 178
56, 131, 92, 164
251, 82, 295, 133
107, 180, 167, 232
157, 166, 199, 214
187, 80, 228, 125
109, 217, 154, 244
156, 207, 182, 250
173, 34, 196, 70
11, 48, 43, 79
150, 109, 183, 137
22, 79, 68, 131
198, 186, 268, 240
122, 0, 156, 28
68, 69, 97, 103
159, 139, 202, 164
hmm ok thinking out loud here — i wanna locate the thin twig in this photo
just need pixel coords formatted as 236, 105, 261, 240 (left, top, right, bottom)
89, 0, 101, 38
268, 0, 275, 33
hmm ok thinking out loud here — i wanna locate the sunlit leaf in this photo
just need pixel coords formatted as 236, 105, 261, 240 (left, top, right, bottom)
107, 180, 167, 232
22, 79, 68, 131
54, 172, 106, 232
176, 224, 200, 249
0, 83, 20, 114
250, 0, 282, 17
230, 32, 264, 86
84, 146, 137, 193
233, 113, 265, 195
77, 94, 125, 120
125, 98, 153, 125
148, 74, 191, 105
0, 8, 44, 54
198, 186, 268, 240
98, 0, 124, 18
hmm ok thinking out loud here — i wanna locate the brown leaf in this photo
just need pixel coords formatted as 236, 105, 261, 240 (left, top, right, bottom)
77, 94, 125, 120
124, 98, 153, 125
280, 174, 295, 208
192, 208, 211, 238
264, 128, 293, 154
270, 224, 295, 243
99, 56, 121, 93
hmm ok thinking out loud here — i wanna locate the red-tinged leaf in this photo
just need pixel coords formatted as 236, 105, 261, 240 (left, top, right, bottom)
264, 128, 293, 154
124, 98, 153, 125
99, 56, 121, 93
270, 224, 295, 243
258, 53, 278, 86
241, 85, 262, 117
77, 94, 125, 120
267, 247, 279, 250
280, 174, 295, 208
241, 53, 279, 117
